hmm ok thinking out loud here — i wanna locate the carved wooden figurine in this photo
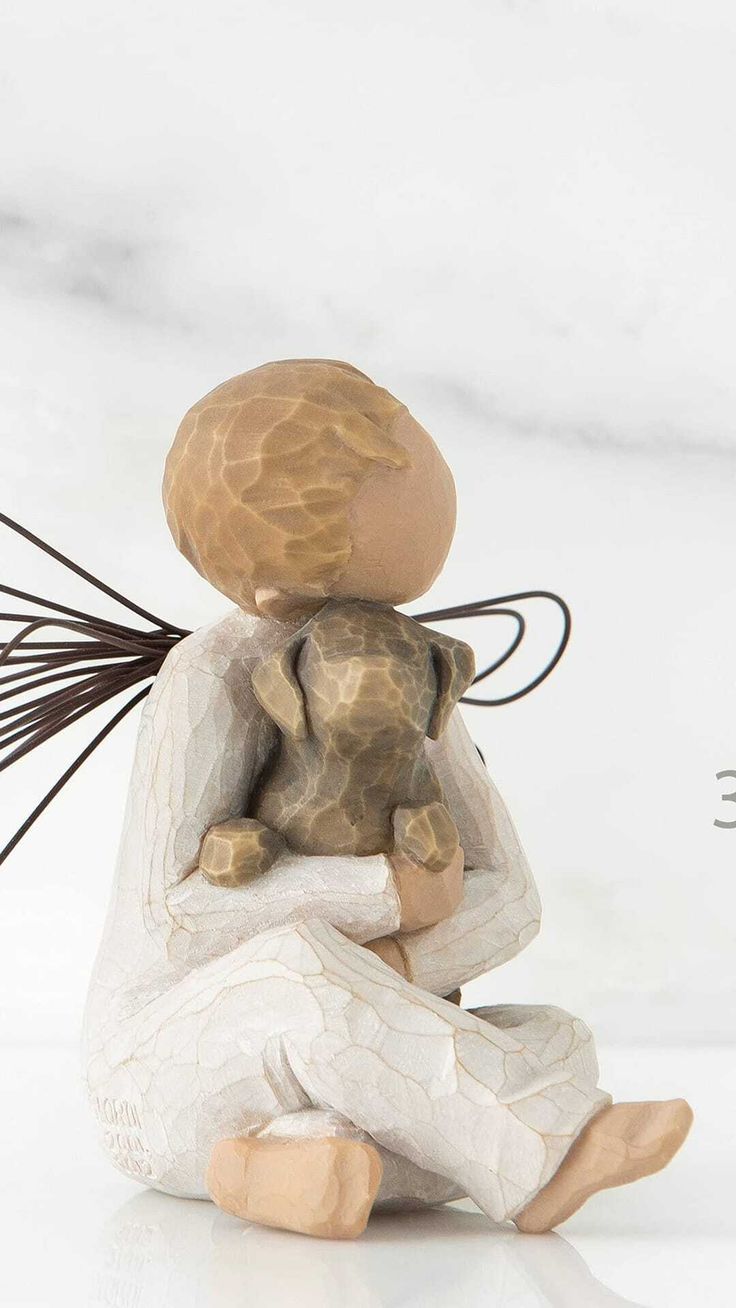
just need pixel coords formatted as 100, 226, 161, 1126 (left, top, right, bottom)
199, 599, 474, 891
82, 359, 692, 1241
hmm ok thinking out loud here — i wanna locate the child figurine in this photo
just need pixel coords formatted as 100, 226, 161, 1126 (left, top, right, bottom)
83, 359, 692, 1239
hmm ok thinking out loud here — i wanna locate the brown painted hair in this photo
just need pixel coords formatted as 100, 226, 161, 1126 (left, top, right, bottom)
163, 359, 409, 612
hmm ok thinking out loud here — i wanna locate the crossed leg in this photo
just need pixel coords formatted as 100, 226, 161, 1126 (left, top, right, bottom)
89, 920, 689, 1239
193, 924, 616, 1235
205, 989, 691, 1239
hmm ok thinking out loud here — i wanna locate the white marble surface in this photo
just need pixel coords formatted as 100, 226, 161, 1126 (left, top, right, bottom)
1, 0, 735, 1057
1, 1041, 732, 1307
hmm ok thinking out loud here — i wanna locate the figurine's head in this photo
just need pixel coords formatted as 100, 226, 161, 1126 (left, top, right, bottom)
163, 359, 456, 620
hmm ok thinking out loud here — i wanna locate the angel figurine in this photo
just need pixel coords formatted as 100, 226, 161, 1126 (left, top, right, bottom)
2, 359, 691, 1239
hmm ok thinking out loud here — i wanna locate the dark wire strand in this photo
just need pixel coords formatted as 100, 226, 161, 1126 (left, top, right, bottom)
1, 511, 571, 865
0, 688, 150, 867
0, 512, 189, 635
0, 660, 158, 768
0, 583, 151, 637
469, 607, 525, 681
0, 513, 188, 865
0, 618, 173, 668
0, 658, 158, 751
414, 591, 571, 707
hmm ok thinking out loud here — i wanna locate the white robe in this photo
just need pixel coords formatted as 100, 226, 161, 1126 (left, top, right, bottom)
83, 609, 609, 1221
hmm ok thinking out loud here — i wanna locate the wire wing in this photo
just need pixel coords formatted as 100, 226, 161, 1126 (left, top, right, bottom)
1, 512, 571, 865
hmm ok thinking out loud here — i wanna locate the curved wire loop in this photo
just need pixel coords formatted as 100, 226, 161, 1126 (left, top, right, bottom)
415, 591, 571, 707
1, 512, 571, 864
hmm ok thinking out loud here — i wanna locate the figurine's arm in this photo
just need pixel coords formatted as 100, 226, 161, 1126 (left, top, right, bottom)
395, 710, 542, 997
127, 612, 400, 958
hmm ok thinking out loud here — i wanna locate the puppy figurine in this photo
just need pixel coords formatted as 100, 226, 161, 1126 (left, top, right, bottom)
198, 599, 474, 887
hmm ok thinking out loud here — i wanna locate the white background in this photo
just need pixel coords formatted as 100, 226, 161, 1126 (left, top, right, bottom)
1, 5, 735, 1304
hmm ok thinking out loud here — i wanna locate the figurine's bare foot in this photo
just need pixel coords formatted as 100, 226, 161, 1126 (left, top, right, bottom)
207, 1135, 383, 1239
514, 1099, 693, 1233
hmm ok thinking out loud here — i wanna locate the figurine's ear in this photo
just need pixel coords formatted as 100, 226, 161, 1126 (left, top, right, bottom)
251, 636, 308, 739
427, 633, 476, 740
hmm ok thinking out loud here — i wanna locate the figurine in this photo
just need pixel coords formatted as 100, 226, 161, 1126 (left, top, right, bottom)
199, 598, 473, 889
77, 359, 690, 1239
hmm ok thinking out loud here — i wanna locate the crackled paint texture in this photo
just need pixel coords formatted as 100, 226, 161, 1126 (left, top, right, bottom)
83, 610, 609, 1219
200, 818, 285, 887
162, 359, 456, 613
249, 599, 473, 863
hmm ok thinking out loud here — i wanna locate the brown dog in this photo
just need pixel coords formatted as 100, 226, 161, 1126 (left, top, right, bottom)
198, 600, 474, 886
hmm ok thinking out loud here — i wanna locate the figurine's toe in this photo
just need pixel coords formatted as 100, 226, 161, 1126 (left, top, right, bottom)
514, 1098, 693, 1234
207, 1135, 383, 1239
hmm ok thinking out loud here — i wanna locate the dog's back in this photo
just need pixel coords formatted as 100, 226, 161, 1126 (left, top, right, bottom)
248, 599, 474, 867
250, 602, 443, 855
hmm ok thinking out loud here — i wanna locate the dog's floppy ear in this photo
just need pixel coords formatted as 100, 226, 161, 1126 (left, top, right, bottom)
251, 635, 308, 739
427, 632, 476, 740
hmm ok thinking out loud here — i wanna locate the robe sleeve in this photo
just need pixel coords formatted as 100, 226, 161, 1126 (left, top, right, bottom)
116, 610, 400, 965
397, 710, 542, 996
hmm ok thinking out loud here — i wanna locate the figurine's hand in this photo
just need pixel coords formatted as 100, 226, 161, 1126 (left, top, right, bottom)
362, 936, 463, 1009
363, 935, 410, 978
389, 845, 464, 933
